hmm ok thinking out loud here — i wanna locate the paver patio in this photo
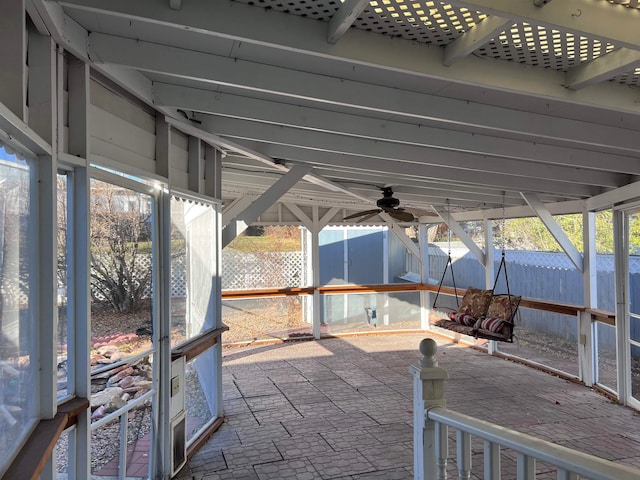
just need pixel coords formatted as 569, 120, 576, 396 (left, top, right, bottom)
174, 333, 640, 480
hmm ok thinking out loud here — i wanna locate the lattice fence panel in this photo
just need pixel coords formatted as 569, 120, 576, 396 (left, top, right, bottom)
222, 251, 304, 290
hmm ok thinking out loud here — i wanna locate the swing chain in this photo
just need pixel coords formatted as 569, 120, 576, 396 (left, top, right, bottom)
446, 199, 452, 255
500, 191, 506, 254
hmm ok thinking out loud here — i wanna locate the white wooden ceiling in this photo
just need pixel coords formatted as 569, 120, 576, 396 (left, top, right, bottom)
37, 0, 640, 221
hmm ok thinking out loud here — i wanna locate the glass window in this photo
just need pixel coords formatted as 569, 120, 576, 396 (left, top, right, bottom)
223, 296, 307, 344
89, 178, 155, 477
322, 291, 421, 335
497, 310, 579, 378
185, 347, 217, 443
170, 197, 217, 347
595, 210, 614, 311
0, 148, 36, 475
57, 172, 71, 400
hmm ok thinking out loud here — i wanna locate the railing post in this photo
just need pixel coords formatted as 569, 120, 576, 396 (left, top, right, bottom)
410, 338, 449, 480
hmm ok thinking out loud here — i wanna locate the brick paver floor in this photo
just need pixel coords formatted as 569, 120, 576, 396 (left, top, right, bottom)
174, 333, 640, 480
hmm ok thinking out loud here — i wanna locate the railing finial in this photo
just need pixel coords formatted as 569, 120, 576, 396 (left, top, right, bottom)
419, 338, 438, 368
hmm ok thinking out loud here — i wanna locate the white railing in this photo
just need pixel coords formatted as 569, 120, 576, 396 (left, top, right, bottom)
410, 339, 640, 480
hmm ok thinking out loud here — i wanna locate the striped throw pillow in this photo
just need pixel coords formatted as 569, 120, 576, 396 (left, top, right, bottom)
449, 311, 477, 327
476, 317, 506, 333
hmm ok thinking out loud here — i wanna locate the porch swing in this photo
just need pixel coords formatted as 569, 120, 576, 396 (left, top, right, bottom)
431, 203, 521, 343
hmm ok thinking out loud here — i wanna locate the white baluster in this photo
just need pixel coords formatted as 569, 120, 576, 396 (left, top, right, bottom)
517, 453, 535, 480
557, 469, 578, 480
457, 430, 471, 480
435, 421, 448, 480
484, 440, 501, 480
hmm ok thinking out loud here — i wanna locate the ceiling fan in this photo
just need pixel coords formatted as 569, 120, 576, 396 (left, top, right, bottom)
343, 187, 426, 223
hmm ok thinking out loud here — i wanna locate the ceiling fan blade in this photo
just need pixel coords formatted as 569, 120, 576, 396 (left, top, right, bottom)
356, 211, 380, 223
403, 207, 433, 218
388, 209, 415, 222
343, 209, 381, 220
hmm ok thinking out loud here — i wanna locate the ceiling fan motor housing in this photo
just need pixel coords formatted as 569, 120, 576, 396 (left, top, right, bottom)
377, 187, 400, 209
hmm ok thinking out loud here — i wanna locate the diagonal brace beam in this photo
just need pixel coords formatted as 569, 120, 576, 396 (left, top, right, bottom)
222, 195, 256, 228
327, 0, 370, 44
444, 16, 512, 66
521, 192, 583, 272
379, 212, 421, 260
566, 48, 640, 90
222, 165, 312, 247
432, 207, 486, 266
283, 203, 313, 230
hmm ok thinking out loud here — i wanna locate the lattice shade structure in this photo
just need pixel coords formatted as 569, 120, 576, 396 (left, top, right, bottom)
606, 0, 640, 8
612, 67, 640, 86
476, 24, 617, 71
233, 0, 639, 84
234, 0, 341, 20
353, 1, 487, 45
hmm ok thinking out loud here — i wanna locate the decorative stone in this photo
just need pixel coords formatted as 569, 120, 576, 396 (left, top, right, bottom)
119, 375, 145, 389
107, 367, 135, 386
97, 345, 119, 356
91, 386, 125, 410
109, 351, 126, 362
91, 405, 105, 420
90, 354, 105, 365
93, 363, 130, 379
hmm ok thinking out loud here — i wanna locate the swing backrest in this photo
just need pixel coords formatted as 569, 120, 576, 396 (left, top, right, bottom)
473, 293, 521, 342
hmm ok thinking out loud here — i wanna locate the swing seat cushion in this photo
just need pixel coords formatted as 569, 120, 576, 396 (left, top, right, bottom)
434, 318, 476, 335
458, 288, 492, 319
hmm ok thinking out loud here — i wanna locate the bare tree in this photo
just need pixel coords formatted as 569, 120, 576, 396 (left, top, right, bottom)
90, 181, 152, 313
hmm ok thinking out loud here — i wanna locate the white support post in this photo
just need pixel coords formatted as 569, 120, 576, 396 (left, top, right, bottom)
311, 206, 322, 339
204, 143, 222, 199
382, 229, 389, 326
29, 23, 58, 480
67, 56, 91, 480
212, 159, 224, 418
307, 206, 338, 339
613, 208, 629, 403
30, 36, 58, 422
187, 136, 201, 194
155, 116, 171, 180
484, 219, 498, 354
155, 189, 173, 478
580, 210, 597, 386
0, 0, 26, 120
419, 223, 431, 330
409, 338, 448, 480
28, 31, 56, 147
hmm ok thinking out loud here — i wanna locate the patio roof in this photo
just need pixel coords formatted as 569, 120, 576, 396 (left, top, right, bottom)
37, 0, 640, 220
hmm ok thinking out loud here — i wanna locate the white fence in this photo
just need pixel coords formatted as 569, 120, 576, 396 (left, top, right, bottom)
411, 338, 639, 480
83, 251, 304, 302
221, 251, 304, 290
